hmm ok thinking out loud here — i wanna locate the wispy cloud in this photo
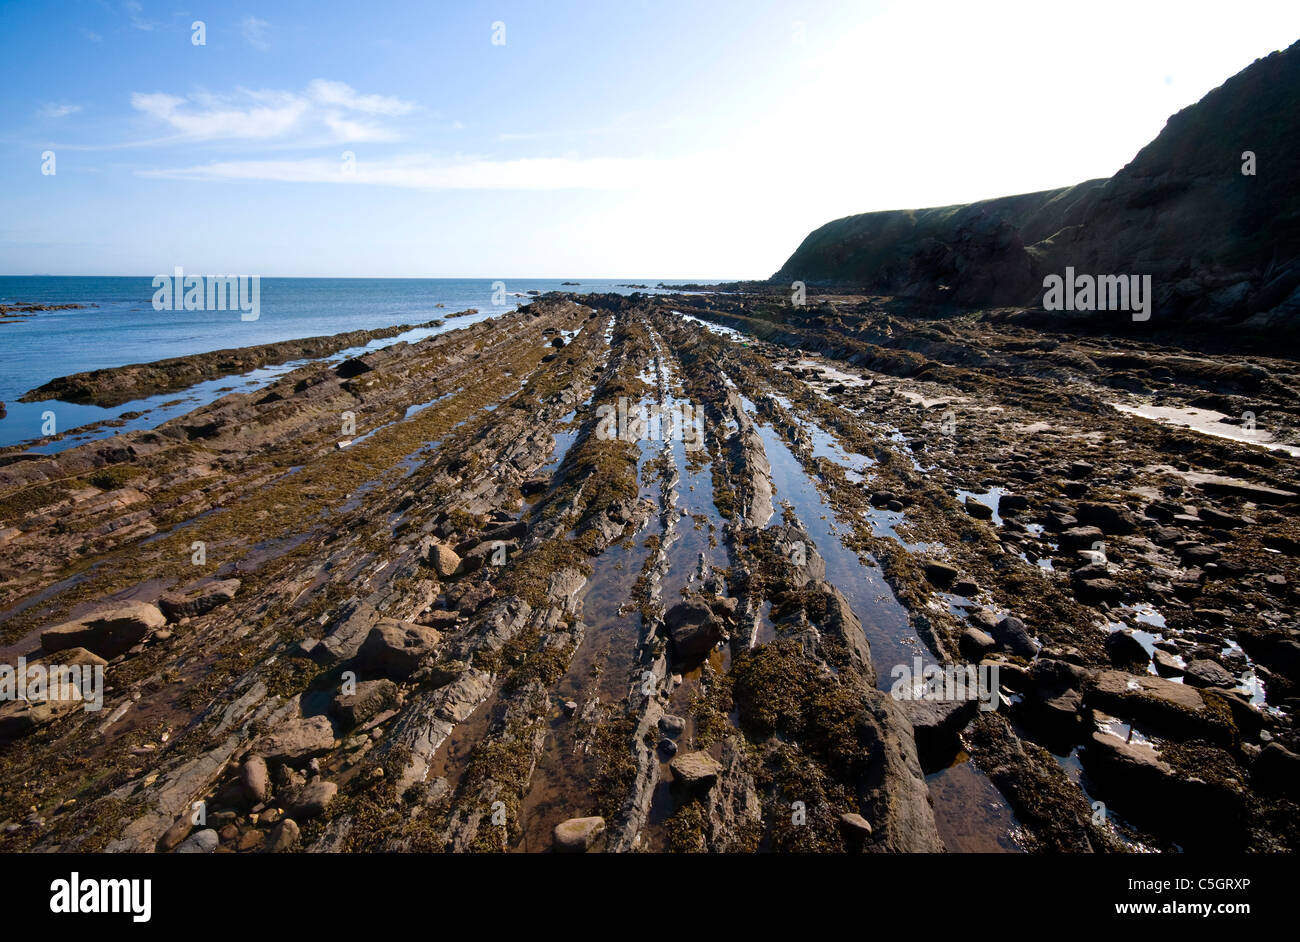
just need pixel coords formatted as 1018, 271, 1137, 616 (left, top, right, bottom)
139, 153, 670, 190
81, 28, 103, 43
131, 90, 308, 139
124, 0, 158, 31
39, 103, 83, 119
128, 81, 418, 144
307, 79, 417, 117
241, 16, 271, 50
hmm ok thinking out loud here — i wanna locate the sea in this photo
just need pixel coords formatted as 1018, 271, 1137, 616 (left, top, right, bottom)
0, 277, 690, 453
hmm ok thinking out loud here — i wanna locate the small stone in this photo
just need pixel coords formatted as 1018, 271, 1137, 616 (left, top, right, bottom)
265, 818, 300, 852
838, 812, 873, 838
552, 816, 605, 853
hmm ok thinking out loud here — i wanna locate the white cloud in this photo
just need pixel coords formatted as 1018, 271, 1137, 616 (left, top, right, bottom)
241, 16, 270, 50
39, 103, 82, 119
308, 79, 416, 117
131, 90, 308, 139
129, 82, 416, 143
139, 153, 670, 190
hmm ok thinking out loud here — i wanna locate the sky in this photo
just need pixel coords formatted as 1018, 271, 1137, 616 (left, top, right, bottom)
2, 0, 1299, 279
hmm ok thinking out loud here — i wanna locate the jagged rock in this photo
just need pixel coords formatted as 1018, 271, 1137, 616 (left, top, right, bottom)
330, 679, 397, 727
964, 497, 994, 520
158, 578, 241, 620
903, 696, 978, 770
552, 816, 605, 852
40, 601, 166, 658
1085, 670, 1229, 743
1152, 648, 1184, 678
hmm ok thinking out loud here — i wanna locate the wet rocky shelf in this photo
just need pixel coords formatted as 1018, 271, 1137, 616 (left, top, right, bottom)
0, 289, 1296, 854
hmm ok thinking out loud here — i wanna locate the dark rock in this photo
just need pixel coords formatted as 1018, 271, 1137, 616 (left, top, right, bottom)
991, 615, 1037, 659
922, 560, 958, 589
665, 600, 725, 662
1182, 658, 1236, 689
330, 679, 397, 727
959, 626, 996, 660
1105, 630, 1150, 669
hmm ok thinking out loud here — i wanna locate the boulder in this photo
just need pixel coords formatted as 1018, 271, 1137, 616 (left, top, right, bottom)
991, 615, 1037, 659
281, 780, 338, 821
922, 560, 958, 589
355, 620, 441, 679
1058, 526, 1105, 552
958, 626, 996, 660
670, 751, 722, 793
1105, 630, 1150, 669
665, 600, 725, 662
423, 540, 462, 579
40, 601, 166, 658
1075, 502, 1138, 535
1182, 658, 1237, 689
252, 715, 336, 766
1252, 742, 1300, 799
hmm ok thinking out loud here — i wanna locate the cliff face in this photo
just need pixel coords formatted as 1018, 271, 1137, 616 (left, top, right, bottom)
774, 38, 1300, 333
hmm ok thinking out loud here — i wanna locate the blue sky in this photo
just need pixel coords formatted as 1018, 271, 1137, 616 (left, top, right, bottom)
2, 0, 1299, 278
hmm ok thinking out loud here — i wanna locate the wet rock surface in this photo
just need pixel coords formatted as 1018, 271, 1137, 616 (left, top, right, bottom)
1, 290, 1297, 854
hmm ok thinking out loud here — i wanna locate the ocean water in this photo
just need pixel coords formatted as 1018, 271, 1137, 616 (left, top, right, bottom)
0, 277, 680, 452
